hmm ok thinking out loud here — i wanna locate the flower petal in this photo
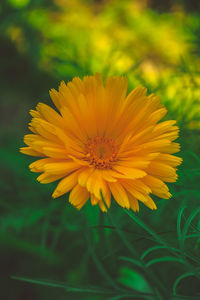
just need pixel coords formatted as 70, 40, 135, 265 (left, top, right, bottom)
52, 170, 81, 198
109, 182, 130, 209
69, 184, 89, 209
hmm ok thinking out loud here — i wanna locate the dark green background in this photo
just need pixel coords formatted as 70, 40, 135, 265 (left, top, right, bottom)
1, 0, 200, 299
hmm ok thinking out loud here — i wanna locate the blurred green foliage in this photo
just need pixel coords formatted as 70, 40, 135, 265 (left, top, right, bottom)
1, 0, 200, 299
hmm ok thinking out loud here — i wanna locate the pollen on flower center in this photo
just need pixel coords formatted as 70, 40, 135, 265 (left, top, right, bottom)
85, 136, 117, 169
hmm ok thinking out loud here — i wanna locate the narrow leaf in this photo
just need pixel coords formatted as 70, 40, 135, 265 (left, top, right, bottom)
146, 257, 185, 268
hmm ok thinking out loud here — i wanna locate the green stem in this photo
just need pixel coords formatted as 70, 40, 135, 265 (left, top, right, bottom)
98, 210, 105, 245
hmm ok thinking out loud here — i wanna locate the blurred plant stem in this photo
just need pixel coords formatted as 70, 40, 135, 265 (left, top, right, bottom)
98, 210, 105, 245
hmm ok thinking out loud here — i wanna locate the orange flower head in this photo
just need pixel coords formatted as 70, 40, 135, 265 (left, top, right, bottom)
20, 74, 182, 212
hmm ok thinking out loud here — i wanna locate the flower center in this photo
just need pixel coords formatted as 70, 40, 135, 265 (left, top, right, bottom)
85, 136, 117, 169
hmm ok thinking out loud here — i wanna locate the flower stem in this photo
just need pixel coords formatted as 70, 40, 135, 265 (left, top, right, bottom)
98, 210, 105, 245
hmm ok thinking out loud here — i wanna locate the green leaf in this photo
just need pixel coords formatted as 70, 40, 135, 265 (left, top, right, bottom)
119, 256, 143, 268
118, 267, 152, 293
146, 257, 185, 268
173, 272, 200, 295
11, 276, 115, 294
86, 227, 120, 291
141, 246, 180, 260
109, 293, 154, 300
123, 209, 166, 248
177, 206, 186, 242
187, 151, 200, 163
182, 207, 200, 240
184, 233, 200, 239
100, 193, 141, 259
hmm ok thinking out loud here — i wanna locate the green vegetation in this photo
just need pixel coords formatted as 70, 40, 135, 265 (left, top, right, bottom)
1, 0, 200, 299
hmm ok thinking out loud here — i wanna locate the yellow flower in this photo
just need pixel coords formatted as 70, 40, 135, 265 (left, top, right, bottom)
20, 74, 182, 212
